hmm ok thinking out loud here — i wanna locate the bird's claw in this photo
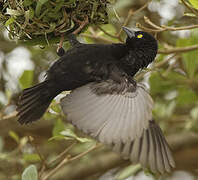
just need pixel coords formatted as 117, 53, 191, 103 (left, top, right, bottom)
57, 34, 65, 57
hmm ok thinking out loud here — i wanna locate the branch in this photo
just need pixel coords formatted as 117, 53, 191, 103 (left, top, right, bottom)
154, 54, 178, 68
41, 143, 101, 180
162, 24, 198, 31
116, 1, 151, 37
181, 0, 198, 16
49, 132, 198, 179
158, 44, 198, 54
1, 111, 17, 121
96, 25, 122, 41
137, 16, 198, 33
136, 23, 162, 32
51, 152, 125, 180
81, 33, 115, 44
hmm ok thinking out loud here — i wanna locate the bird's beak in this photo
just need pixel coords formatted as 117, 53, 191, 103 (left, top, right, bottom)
122, 27, 135, 38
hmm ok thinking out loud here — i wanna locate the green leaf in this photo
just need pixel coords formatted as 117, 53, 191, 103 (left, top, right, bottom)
165, 71, 187, 83
5, 17, 15, 27
184, 12, 197, 17
75, 137, 92, 143
29, 7, 35, 19
35, 0, 49, 17
99, 24, 119, 43
177, 87, 198, 106
22, 165, 38, 180
177, 32, 198, 78
48, 135, 66, 141
117, 164, 141, 180
189, 0, 198, 9
23, 154, 41, 162
61, 129, 79, 139
50, 103, 61, 113
9, 131, 19, 143
149, 72, 174, 95
54, 1, 64, 13
52, 119, 65, 137
182, 51, 198, 79
61, 129, 91, 143
23, 0, 34, 7
19, 70, 34, 89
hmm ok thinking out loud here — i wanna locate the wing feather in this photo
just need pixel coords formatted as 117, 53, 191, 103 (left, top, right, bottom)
60, 81, 175, 173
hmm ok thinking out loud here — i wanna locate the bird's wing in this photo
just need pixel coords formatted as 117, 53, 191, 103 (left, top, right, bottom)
60, 80, 175, 173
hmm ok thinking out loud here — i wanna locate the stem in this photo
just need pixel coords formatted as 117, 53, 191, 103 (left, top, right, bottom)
116, 0, 151, 37
158, 44, 198, 54
41, 143, 101, 180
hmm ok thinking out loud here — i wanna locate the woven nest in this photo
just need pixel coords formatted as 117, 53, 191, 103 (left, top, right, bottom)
0, 0, 110, 45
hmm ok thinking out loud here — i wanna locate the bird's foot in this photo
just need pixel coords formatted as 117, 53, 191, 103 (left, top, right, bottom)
57, 34, 65, 57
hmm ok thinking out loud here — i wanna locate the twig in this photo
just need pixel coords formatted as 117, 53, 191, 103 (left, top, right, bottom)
48, 142, 76, 166
51, 152, 125, 180
144, 16, 164, 30
163, 56, 179, 76
154, 54, 178, 68
39, 142, 76, 179
136, 53, 186, 80
72, 15, 89, 35
81, 33, 115, 43
96, 25, 123, 42
158, 44, 198, 54
135, 68, 154, 80
68, 143, 101, 162
136, 23, 162, 32
139, 16, 198, 33
1, 111, 17, 121
28, 136, 47, 167
161, 24, 198, 31
41, 156, 70, 180
41, 143, 101, 180
41, 133, 198, 179
181, 0, 198, 16
116, 0, 151, 37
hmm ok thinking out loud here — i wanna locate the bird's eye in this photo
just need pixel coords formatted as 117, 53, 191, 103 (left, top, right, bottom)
137, 34, 143, 38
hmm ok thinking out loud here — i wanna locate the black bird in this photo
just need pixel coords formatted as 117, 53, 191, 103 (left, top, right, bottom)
17, 27, 175, 173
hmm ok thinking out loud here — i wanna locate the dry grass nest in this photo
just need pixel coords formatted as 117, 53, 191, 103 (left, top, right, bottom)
0, 0, 110, 45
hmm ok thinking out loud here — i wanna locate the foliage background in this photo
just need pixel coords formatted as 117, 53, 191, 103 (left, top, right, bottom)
0, 0, 198, 179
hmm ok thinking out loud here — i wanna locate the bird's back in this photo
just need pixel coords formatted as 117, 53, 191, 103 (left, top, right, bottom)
46, 43, 127, 91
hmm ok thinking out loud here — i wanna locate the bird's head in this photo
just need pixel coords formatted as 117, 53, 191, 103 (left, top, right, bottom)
123, 27, 158, 70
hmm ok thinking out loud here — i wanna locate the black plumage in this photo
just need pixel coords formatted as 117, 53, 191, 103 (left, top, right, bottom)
17, 28, 157, 124
17, 27, 175, 173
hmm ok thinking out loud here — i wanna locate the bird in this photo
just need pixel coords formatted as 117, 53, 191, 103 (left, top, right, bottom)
17, 27, 175, 173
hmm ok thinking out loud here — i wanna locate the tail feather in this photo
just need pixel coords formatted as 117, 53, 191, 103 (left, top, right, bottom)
17, 81, 58, 124
156, 125, 175, 168
18, 95, 41, 112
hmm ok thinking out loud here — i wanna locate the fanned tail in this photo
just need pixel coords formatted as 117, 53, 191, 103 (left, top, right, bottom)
17, 80, 59, 124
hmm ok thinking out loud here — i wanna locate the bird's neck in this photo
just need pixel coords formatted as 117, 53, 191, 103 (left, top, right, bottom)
111, 43, 128, 59
121, 47, 157, 77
